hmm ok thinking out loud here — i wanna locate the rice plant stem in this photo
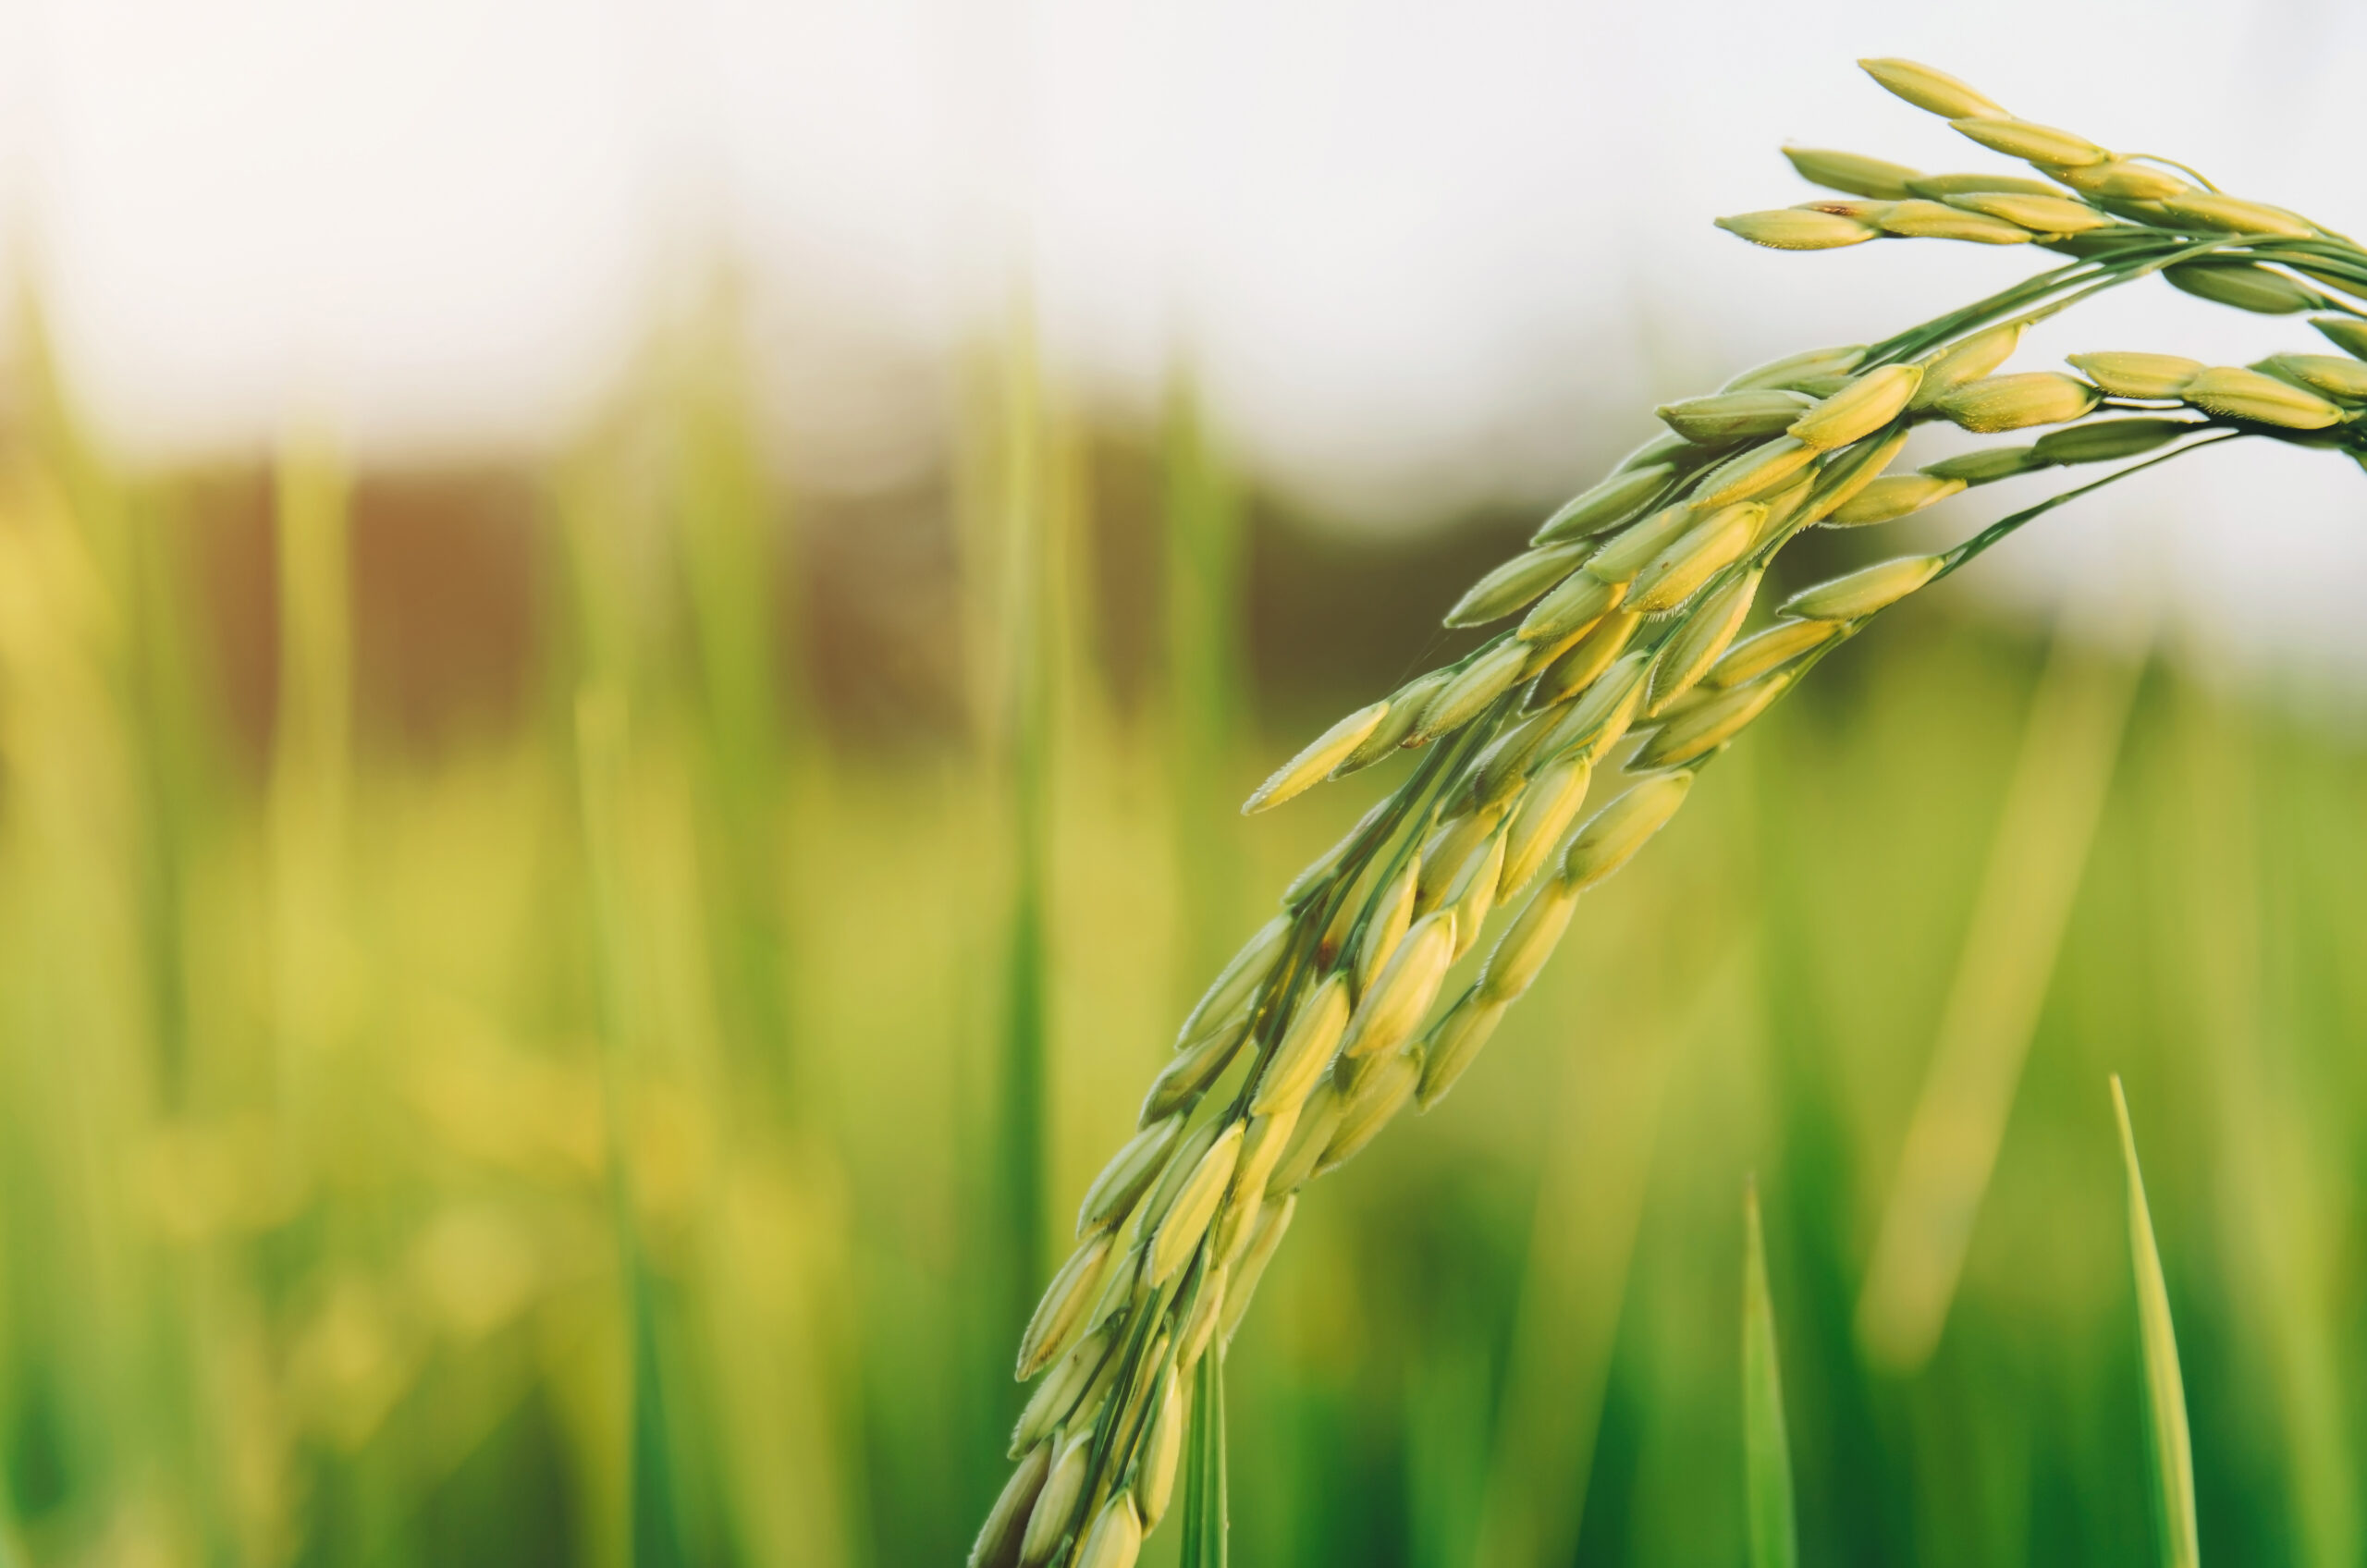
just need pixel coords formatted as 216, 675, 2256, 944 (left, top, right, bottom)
1937, 433, 2249, 582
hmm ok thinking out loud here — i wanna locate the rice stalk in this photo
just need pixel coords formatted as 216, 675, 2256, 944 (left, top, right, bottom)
974, 55, 2365, 1562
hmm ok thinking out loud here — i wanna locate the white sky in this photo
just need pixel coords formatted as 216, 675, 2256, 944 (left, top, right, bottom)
4, 0, 2365, 677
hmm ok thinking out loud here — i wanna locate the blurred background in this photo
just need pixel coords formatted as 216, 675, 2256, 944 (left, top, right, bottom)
0, 2, 2363, 1564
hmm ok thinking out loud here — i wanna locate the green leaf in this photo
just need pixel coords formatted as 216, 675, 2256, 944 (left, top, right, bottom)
1742, 1179, 1798, 1568
2113, 1075, 2201, 1568
1179, 1345, 1230, 1568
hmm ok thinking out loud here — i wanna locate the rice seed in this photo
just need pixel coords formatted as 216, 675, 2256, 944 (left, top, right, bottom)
1077, 1117, 1184, 1238
2047, 159, 2189, 200
1139, 1023, 1247, 1125
1943, 191, 2114, 235
2179, 365, 2345, 429
1331, 668, 1452, 775
1318, 1049, 1423, 1175
1540, 647, 1652, 762
1020, 1428, 1096, 1567
1499, 751, 1594, 899
2111, 1077, 2199, 1568
1516, 568, 1626, 644
1633, 671, 1795, 769
1879, 198, 2034, 245
1858, 57, 2006, 120
1579, 503, 1693, 585
1907, 171, 2070, 199
2030, 418, 2199, 464
1714, 209, 1883, 250
1529, 608, 1642, 707
1825, 475, 1966, 526
1466, 706, 1560, 807
1069, 1322, 1133, 1431
2255, 353, 2367, 401
1134, 1123, 1220, 1245
1317, 835, 1389, 955
1478, 873, 1582, 1005
1250, 974, 1353, 1116
1693, 436, 1819, 508
1136, 1369, 1185, 1529
1417, 806, 1505, 915
1797, 429, 1912, 523
1176, 1264, 1226, 1376
1242, 702, 1389, 815
1339, 910, 1458, 1060
1266, 1080, 1343, 1196
1282, 797, 1390, 907
1354, 860, 1420, 997
1796, 201, 1896, 229
2165, 260, 2320, 315
1231, 1105, 1303, 1212
1788, 365, 1923, 450
1017, 1231, 1120, 1379
1562, 772, 1695, 889
1647, 568, 1762, 713
1625, 504, 1759, 615
1780, 554, 1947, 619
1532, 463, 1673, 544
1106, 1327, 1173, 1482
1934, 372, 2100, 432
1518, 619, 1596, 682
1175, 914, 1290, 1047
1209, 1187, 1262, 1272
1919, 447, 2047, 484
1912, 320, 2026, 409
1706, 618, 1836, 690
1317, 847, 1388, 963
1443, 543, 1593, 628
1012, 1327, 1114, 1455
1416, 987, 1511, 1110
1443, 832, 1508, 962
1148, 1124, 1245, 1285
1751, 471, 1818, 543
1781, 146, 1920, 201
1950, 116, 2107, 168
972, 1442, 1054, 1568
1414, 640, 1534, 741
2065, 352, 2202, 399
1659, 390, 1819, 445
2154, 193, 2317, 239
1074, 1495, 1143, 1568
1722, 343, 1869, 393
1220, 1194, 1295, 1343
1084, 1242, 1146, 1337
1617, 430, 1703, 472
2312, 315, 2367, 360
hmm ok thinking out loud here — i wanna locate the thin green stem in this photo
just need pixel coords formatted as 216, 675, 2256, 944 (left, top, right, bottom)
1938, 433, 2249, 580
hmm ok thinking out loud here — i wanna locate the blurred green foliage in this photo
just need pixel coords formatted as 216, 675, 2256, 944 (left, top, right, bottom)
0, 307, 2362, 1568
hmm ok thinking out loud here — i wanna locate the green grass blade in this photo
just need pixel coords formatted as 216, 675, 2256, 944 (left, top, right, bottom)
1179, 1346, 1231, 1568
1742, 1180, 1798, 1568
2113, 1075, 2201, 1568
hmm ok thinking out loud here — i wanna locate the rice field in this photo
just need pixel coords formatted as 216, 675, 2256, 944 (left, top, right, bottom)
0, 307, 2363, 1568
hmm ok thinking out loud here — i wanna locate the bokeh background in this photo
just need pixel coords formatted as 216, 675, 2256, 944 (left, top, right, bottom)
0, 3, 2364, 1565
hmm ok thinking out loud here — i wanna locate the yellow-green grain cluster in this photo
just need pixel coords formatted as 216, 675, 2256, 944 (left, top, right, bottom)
976, 53, 2366, 1567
